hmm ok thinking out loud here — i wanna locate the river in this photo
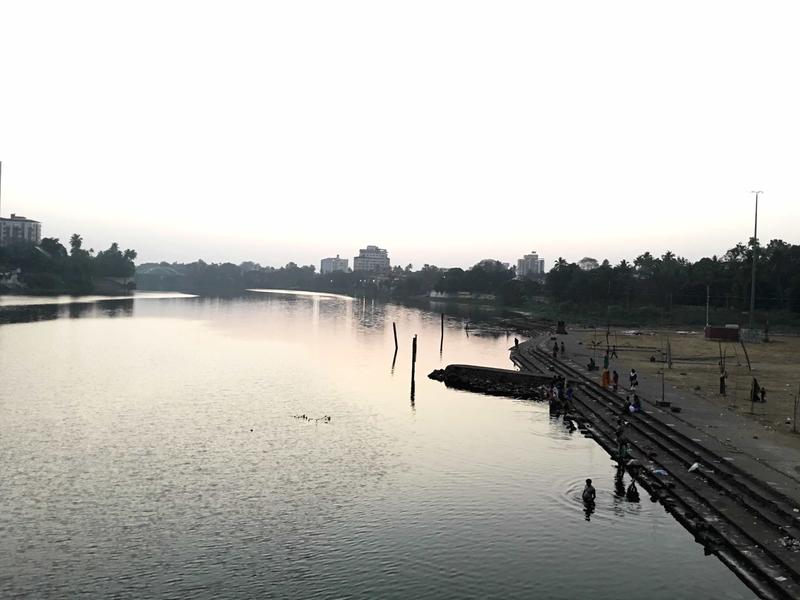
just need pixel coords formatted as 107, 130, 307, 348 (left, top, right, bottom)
0, 291, 755, 599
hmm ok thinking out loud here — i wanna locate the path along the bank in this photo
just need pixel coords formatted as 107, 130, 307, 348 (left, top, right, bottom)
512, 331, 800, 600
551, 330, 800, 501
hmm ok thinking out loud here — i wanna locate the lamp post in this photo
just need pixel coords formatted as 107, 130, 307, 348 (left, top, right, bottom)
748, 191, 763, 331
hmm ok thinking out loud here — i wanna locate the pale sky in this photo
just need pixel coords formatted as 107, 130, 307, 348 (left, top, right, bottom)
1, 1, 798, 269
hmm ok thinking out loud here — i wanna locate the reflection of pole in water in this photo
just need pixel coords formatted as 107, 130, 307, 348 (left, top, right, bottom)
440, 313, 445, 354
391, 348, 397, 375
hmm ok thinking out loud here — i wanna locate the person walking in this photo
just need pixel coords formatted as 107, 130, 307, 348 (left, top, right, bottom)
611, 345, 618, 358
560, 341, 566, 356
612, 369, 619, 392
629, 368, 638, 389
553, 341, 559, 358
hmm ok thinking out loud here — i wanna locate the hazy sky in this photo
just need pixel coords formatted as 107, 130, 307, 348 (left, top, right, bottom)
1, 1, 798, 269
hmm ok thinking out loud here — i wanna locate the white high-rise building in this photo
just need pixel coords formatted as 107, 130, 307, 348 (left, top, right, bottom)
353, 245, 390, 272
0, 214, 42, 247
320, 255, 349, 274
516, 250, 545, 279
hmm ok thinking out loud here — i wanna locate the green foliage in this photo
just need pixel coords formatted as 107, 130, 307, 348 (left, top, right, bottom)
545, 239, 800, 316
94, 243, 137, 277
0, 235, 137, 292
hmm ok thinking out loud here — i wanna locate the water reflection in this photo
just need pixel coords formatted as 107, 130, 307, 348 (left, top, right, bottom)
0, 299, 134, 325
0, 292, 758, 600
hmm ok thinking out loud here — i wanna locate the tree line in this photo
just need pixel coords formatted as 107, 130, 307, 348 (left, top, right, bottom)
0, 235, 137, 293
136, 238, 800, 323
547, 239, 800, 314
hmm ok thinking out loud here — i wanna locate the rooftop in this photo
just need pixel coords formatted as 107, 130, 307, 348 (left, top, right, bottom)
0, 213, 40, 223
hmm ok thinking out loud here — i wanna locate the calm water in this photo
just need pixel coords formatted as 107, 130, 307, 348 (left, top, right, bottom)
0, 292, 755, 599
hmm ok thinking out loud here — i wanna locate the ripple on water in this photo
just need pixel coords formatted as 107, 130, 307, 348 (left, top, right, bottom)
547, 474, 651, 524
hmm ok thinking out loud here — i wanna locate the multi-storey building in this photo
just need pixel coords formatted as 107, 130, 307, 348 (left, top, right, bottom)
0, 214, 42, 247
353, 245, 390, 272
516, 250, 546, 279
320, 255, 349, 274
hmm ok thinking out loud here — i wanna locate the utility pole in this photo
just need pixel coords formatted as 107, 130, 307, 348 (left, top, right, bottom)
749, 191, 763, 331
705, 284, 710, 329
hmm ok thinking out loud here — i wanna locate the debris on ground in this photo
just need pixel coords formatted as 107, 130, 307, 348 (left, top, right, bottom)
778, 536, 800, 552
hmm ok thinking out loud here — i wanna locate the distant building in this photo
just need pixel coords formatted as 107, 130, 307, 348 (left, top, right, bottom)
516, 250, 545, 279
353, 245, 390, 272
0, 214, 42, 247
321, 255, 349, 274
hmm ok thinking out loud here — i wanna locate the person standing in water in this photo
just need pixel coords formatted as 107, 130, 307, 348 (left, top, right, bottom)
582, 478, 596, 504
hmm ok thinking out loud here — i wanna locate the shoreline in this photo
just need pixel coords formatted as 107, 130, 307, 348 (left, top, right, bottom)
509, 333, 800, 600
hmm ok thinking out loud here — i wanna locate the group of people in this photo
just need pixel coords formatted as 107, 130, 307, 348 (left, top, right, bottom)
552, 337, 644, 514
548, 374, 574, 404
623, 394, 642, 413
751, 377, 768, 404
582, 475, 639, 509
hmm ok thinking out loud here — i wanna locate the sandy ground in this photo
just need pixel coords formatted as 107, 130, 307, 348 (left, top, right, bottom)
575, 328, 800, 448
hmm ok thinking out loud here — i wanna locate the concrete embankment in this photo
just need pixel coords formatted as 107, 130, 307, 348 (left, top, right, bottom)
429, 331, 800, 599
514, 336, 800, 600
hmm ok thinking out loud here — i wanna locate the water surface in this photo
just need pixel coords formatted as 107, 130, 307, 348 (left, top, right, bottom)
0, 292, 755, 599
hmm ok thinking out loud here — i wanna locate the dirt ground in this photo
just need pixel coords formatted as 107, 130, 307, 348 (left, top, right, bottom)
577, 328, 800, 443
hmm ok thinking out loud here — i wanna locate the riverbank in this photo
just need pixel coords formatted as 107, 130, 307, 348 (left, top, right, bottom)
511, 333, 800, 599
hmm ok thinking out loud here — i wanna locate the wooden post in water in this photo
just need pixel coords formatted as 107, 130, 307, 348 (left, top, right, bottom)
410, 334, 418, 402
411, 335, 417, 381
393, 322, 398, 352
440, 313, 444, 353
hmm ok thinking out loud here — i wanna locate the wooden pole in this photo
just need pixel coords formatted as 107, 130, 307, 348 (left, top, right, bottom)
740, 340, 752, 372
749, 191, 762, 331
440, 313, 444, 353
411, 334, 417, 402
667, 338, 672, 369
794, 383, 799, 433
411, 335, 417, 383
393, 321, 398, 351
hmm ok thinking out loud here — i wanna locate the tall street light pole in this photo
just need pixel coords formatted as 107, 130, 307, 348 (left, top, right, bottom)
749, 191, 763, 331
